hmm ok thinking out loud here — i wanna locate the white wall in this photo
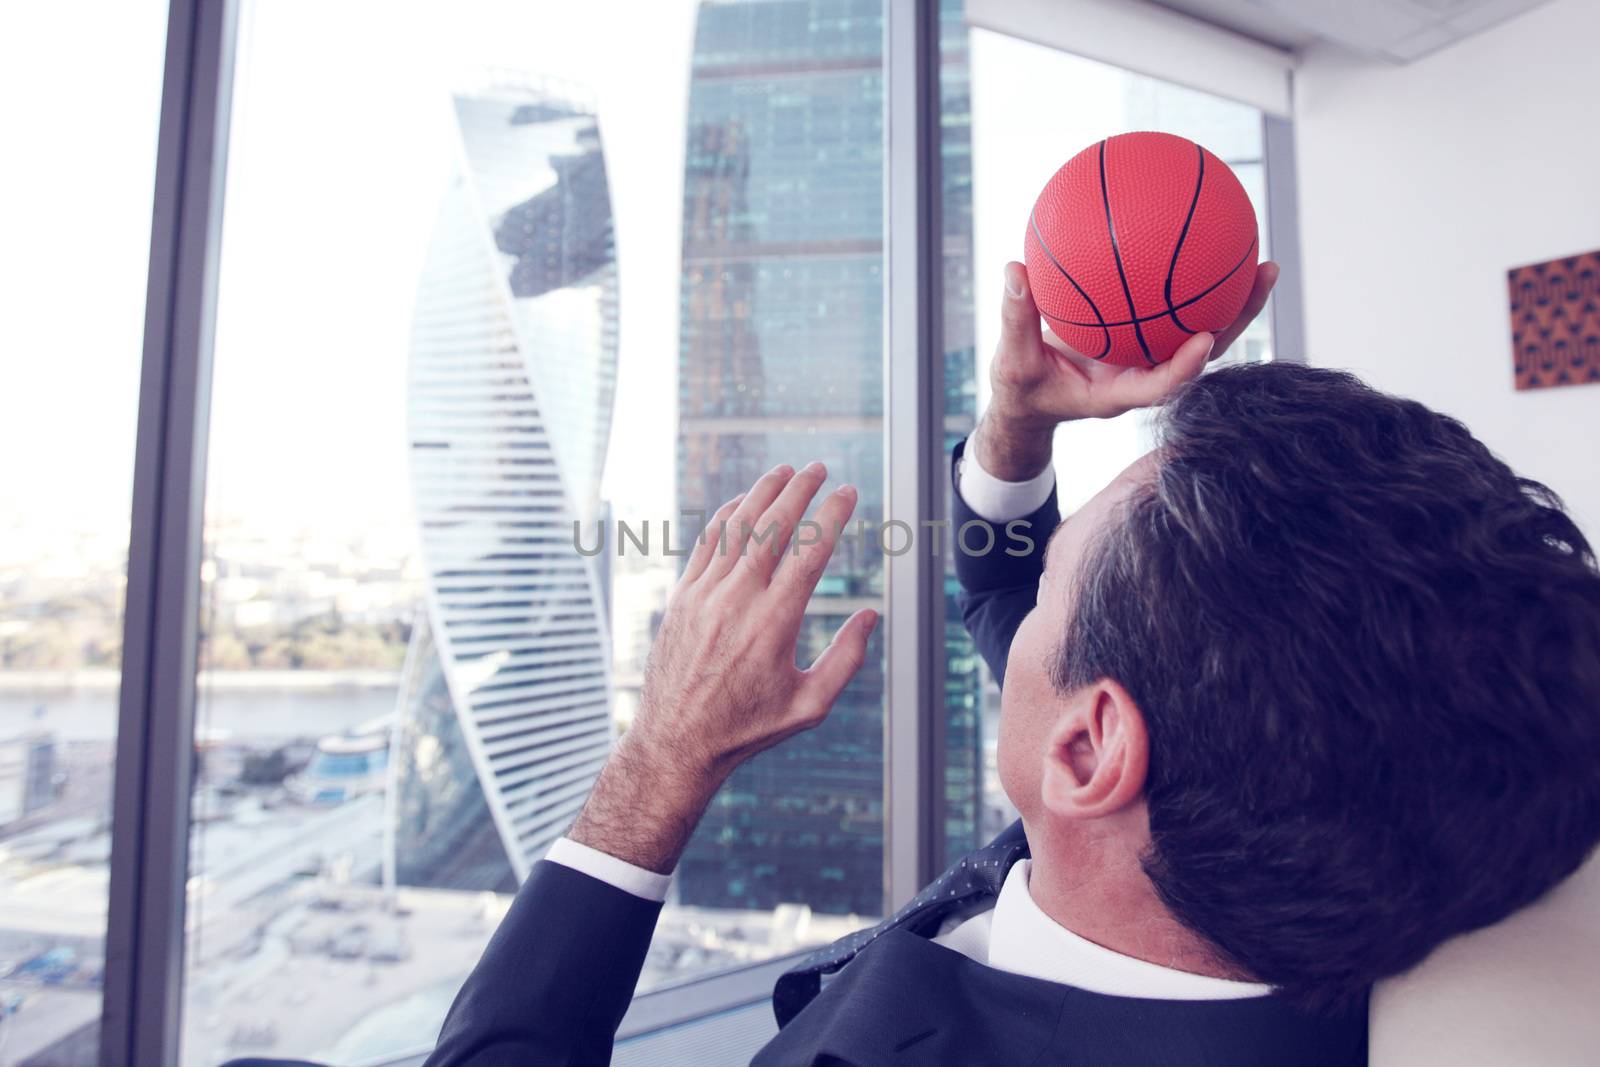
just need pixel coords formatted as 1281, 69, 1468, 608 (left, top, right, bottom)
1293, 0, 1600, 535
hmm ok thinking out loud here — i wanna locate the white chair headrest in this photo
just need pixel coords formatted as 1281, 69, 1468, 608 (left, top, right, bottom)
1370, 848, 1600, 1066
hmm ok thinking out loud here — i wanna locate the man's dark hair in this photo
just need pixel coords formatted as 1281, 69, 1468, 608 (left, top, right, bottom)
1057, 362, 1600, 1010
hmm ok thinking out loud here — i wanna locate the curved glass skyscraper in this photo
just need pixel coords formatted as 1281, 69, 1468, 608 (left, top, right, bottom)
391, 81, 619, 891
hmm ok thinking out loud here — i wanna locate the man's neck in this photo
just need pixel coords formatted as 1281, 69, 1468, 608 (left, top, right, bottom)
1026, 838, 1248, 981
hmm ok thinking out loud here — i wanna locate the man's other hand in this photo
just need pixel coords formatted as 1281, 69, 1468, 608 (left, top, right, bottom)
569, 462, 878, 874
973, 259, 1277, 481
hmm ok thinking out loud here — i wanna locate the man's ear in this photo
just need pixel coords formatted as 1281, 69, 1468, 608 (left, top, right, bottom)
1040, 679, 1149, 819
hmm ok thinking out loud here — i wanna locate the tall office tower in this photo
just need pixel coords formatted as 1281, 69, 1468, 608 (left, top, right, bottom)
390, 81, 619, 892
675, 0, 978, 917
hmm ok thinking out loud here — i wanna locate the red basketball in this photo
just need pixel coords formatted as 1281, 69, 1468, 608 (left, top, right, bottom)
1024, 131, 1259, 367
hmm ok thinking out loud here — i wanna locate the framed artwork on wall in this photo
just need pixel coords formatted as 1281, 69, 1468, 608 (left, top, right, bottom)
1509, 250, 1600, 390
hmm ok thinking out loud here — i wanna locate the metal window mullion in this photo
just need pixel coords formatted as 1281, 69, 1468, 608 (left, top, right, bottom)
1262, 112, 1307, 364
102, 0, 239, 1064
883, 0, 945, 912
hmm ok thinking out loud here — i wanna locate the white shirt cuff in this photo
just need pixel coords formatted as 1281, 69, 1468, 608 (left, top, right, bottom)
544, 837, 673, 903
958, 448, 1056, 523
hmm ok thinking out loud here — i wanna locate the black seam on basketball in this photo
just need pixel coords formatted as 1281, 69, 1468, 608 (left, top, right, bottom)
1044, 234, 1260, 328
1164, 143, 1206, 332
1098, 139, 1156, 366
1039, 306, 1193, 347
1029, 210, 1111, 360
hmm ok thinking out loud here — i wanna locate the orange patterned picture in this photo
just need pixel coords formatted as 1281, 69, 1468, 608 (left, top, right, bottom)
1508, 250, 1600, 390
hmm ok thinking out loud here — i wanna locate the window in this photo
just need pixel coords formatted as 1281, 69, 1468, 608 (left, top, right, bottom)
0, 3, 167, 1064
181, 1, 899, 1062
958, 27, 1278, 835
671, 0, 890, 926
35, 1, 1300, 1061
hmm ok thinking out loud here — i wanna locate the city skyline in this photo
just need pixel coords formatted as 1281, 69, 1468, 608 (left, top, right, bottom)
1, 0, 1224, 556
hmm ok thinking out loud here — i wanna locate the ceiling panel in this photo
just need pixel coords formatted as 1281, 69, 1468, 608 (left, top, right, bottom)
1145, 0, 1551, 61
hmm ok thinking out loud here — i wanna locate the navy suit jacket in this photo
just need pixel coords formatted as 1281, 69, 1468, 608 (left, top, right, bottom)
226, 440, 1368, 1065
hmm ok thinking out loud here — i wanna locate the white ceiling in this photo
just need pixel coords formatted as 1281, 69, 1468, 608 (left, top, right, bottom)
1144, 0, 1552, 61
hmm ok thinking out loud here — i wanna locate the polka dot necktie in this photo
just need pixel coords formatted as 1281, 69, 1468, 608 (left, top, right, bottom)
772, 820, 1031, 1027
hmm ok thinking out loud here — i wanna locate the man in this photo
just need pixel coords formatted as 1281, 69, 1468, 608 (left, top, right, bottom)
233, 261, 1600, 1065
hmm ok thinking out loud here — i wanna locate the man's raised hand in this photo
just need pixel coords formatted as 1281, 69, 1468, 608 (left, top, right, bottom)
569, 462, 877, 874
645, 461, 877, 775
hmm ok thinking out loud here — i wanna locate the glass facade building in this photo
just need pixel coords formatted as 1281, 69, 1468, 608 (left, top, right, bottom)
674, 0, 981, 916
393, 82, 620, 891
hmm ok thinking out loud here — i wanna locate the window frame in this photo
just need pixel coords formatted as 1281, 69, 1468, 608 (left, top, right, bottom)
883, 0, 948, 911
101, 0, 1305, 1060
1263, 113, 1308, 363
102, 0, 239, 1063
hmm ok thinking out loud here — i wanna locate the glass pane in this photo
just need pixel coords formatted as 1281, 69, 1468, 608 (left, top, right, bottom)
0, 3, 167, 1065
951, 25, 1275, 847
182, 1, 886, 1062
673, 0, 887, 924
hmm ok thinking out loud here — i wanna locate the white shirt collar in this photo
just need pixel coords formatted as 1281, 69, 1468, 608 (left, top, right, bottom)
983, 859, 1272, 1001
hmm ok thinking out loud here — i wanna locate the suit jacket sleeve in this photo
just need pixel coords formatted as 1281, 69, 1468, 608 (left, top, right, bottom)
422, 860, 662, 1067
951, 437, 1061, 686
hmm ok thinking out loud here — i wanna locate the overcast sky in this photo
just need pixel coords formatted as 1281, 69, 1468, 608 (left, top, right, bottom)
2, 0, 1240, 553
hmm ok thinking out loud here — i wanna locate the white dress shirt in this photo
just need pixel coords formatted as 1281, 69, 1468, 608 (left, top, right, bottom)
954, 448, 1057, 522
543, 453, 1269, 1001
545, 836, 674, 902
931, 859, 1269, 999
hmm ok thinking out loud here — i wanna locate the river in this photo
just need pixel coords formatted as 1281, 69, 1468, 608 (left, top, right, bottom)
0, 672, 397, 744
